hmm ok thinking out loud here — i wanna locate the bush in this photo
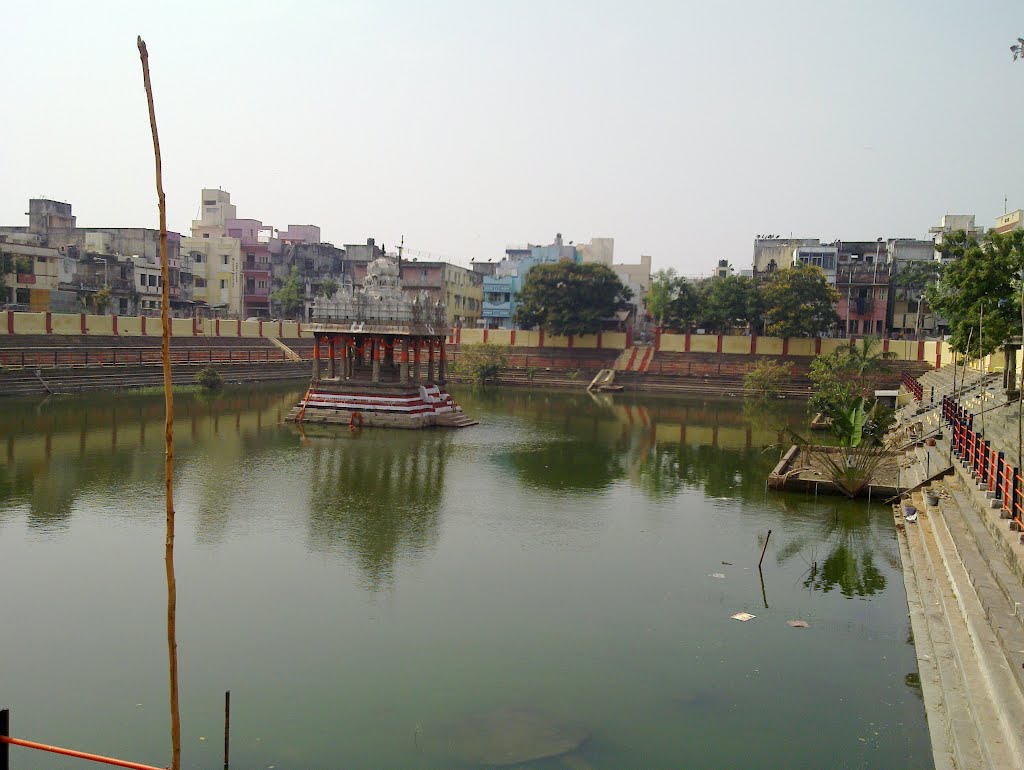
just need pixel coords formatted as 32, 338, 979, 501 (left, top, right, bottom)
194, 366, 224, 390
743, 359, 792, 399
456, 343, 508, 384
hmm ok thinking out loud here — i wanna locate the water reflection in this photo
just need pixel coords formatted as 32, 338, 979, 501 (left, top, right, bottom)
305, 431, 451, 590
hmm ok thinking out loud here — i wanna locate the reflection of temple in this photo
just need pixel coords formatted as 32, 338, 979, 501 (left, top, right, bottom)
306, 432, 450, 589
286, 256, 476, 429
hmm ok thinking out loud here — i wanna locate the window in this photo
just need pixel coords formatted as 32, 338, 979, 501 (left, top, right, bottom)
194, 253, 203, 263
203, 233, 210, 239
220, 280, 226, 289
140, 275, 146, 286
222, 255, 229, 265
195, 277, 206, 288
149, 274, 158, 287
258, 280, 267, 289
203, 200, 216, 206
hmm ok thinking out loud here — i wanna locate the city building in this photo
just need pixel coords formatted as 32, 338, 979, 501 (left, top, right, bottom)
994, 209, 1024, 235
353, 258, 483, 327
835, 241, 890, 337
752, 236, 821, 277
578, 237, 653, 322
792, 244, 839, 284
482, 233, 580, 329
228, 217, 274, 317
929, 214, 985, 260
887, 238, 940, 338
180, 189, 243, 317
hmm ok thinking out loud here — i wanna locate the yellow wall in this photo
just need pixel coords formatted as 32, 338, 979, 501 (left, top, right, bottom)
689, 335, 718, 353
15, 313, 47, 334
721, 335, 750, 354
574, 334, 598, 349
280, 321, 301, 338
460, 329, 485, 345
819, 339, 846, 355
86, 315, 114, 335
515, 330, 540, 347
487, 330, 513, 346
756, 337, 783, 356
171, 318, 195, 337
659, 333, 686, 352
241, 320, 261, 338
787, 339, 814, 356
545, 334, 570, 348
119, 317, 143, 336
51, 313, 80, 335
602, 332, 627, 350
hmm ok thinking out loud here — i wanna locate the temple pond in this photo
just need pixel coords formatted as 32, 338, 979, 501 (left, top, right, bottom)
0, 384, 930, 768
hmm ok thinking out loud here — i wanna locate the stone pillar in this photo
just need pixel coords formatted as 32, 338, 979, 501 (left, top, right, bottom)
400, 338, 410, 385
1005, 344, 1021, 401
345, 339, 353, 379
328, 336, 337, 379
438, 338, 447, 383
372, 337, 381, 383
413, 338, 422, 381
312, 336, 321, 382
427, 338, 435, 382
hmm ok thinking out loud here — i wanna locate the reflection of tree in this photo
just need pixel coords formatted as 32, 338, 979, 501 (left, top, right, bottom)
500, 439, 624, 494
306, 433, 451, 590
798, 508, 889, 598
634, 442, 776, 500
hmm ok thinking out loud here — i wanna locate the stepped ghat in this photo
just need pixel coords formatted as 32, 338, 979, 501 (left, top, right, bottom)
285, 256, 476, 429
892, 356, 1024, 769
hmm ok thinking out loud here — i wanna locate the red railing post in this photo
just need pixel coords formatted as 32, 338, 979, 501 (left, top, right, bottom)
1, 708, 9, 770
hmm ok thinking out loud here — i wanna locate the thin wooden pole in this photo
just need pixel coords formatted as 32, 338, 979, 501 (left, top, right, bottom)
137, 36, 180, 770
758, 529, 772, 568
223, 691, 230, 770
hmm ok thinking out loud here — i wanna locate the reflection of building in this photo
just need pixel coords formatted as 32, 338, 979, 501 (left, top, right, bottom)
306, 433, 450, 589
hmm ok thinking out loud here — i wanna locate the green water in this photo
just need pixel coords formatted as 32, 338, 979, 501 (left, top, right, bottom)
0, 385, 930, 769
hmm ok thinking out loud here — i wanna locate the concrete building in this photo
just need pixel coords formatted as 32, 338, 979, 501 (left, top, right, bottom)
578, 237, 653, 323
353, 258, 483, 327
930, 214, 985, 260
792, 244, 839, 284
994, 209, 1024, 235
482, 233, 580, 329
834, 241, 890, 337
181, 189, 242, 317
271, 239, 348, 320
228, 217, 274, 317
886, 238, 942, 338
752, 236, 822, 277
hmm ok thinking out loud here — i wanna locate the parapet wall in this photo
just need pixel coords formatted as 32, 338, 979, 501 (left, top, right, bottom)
1, 310, 954, 368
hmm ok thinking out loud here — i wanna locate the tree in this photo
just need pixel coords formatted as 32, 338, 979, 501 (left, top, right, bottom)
93, 286, 112, 315
513, 262, 632, 336
318, 278, 339, 299
927, 229, 1024, 357
453, 343, 507, 384
664, 279, 704, 332
809, 337, 894, 416
743, 359, 792, 399
273, 265, 305, 319
702, 274, 764, 333
645, 269, 678, 327
1012, 37, 1024, 60
761, 264, 840, 337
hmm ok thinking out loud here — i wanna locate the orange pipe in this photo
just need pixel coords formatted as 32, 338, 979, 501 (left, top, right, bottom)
0, 735, 167, 770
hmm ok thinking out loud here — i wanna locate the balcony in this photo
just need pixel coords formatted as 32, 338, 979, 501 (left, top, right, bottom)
482, 301, 511, 318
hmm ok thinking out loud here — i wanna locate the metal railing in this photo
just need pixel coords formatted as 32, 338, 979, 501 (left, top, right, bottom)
0, 346, 301, 369
0, 709, 165, 770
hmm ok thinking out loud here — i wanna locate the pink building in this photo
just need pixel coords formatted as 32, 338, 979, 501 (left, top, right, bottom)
228, 218, 273, 317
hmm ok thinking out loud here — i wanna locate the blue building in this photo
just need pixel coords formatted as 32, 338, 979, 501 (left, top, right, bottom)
481, 234, 578, 329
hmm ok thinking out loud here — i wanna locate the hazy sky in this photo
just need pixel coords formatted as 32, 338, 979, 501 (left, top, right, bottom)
4, 1, 1024, 273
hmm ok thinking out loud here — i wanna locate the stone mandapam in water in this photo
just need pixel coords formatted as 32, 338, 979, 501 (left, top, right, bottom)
431, 707, 588, 767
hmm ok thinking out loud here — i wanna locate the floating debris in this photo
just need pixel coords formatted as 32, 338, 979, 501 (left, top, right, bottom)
710, 573, 726, 579
731, 612, 756, 622
787, 620, 810, 628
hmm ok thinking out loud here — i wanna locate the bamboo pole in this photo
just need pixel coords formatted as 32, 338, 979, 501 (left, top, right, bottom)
137, 36, 181, 770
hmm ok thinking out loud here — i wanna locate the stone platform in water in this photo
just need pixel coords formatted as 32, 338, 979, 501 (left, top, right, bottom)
286, 381, 477, 429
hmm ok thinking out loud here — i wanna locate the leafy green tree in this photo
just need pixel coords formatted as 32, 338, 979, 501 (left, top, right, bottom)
645, 269, 678, 327
452, 343, 507, 384
702, 274, 764, 333
318, 278, 339, 299
272, 265, 305, 320
808, 338, 893, 416
655, 277, 704, 332
892, 260, 942, 338
93, 286, 112, 315
761, 264, 840, 337
743, 359, 792, 399
927, 229, 1024, 357
513, 262, 632, 336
